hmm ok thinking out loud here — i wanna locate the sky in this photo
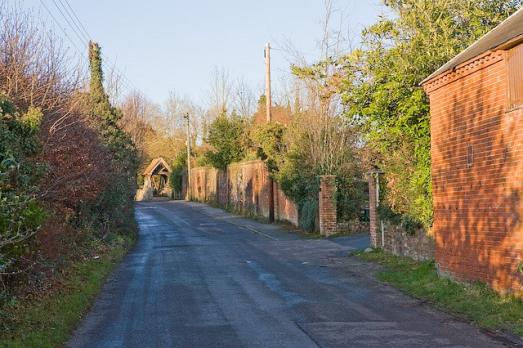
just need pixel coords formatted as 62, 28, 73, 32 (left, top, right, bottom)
17, 0, 385, 105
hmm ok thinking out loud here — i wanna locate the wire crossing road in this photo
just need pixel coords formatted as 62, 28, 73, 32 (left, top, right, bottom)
68, 201, 502, 348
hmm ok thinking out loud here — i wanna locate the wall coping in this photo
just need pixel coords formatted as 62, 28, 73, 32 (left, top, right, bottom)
191, 165, 218, 172
227, 159, 265, 168
191, 160, 266, 173
422, 50, 505, 94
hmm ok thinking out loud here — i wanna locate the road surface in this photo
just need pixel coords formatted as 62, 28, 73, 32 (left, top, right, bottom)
68, 201, 504, 348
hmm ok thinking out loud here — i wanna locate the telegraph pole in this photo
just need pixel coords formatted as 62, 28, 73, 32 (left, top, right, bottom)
184, 112, 191, 201
264, 42, 275, 222
264, 42, 272, 122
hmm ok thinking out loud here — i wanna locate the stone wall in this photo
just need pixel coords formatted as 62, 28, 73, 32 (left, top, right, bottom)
382, 223, 435, 261
368, 173, 435, 261
135, 186, 153, 201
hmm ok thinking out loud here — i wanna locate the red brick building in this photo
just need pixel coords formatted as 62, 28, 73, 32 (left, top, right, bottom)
422, 9, 523, 295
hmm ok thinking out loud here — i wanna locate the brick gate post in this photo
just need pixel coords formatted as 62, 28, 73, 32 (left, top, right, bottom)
319, 175, 337, 236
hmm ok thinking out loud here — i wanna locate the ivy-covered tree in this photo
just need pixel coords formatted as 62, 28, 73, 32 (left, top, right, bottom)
250, 122, 287, 174
87, 41, 138, 233
341, 0, 522, 228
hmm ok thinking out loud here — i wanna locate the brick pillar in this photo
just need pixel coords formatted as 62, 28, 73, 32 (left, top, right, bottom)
319, 175, 337, 236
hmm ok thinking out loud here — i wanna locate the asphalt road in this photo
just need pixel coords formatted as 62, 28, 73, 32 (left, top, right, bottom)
68, 201, 504, 348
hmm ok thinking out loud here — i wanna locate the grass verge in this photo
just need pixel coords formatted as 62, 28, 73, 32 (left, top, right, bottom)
358, 250, 523, 337
0, 237, 132, 348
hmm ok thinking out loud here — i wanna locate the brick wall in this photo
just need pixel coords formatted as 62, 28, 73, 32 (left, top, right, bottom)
186, 160, 298, 226
319, 175, 337, 236
228, 160, 271, 217
274, 181, 299, 226
424, 49, 523, 295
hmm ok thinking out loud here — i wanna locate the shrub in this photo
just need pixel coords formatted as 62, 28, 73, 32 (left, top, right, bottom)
0, 96, 46, 272
299, 198, 318, 232
205, 112, 248, 170
170, 150, 187, 195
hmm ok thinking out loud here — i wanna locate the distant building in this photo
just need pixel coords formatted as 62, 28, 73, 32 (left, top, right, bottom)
136, 157, 172, 201
422, 8, 523, 295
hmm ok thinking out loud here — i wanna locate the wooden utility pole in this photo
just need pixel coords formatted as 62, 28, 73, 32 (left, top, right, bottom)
184, 112, 191, 201
264, 42, 275, 222
264, 42, 272, 122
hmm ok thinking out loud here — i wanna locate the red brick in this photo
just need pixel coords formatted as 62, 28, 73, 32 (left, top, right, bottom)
423, 48, 523, 296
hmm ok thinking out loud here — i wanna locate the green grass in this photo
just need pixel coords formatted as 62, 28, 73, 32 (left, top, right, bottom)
358, 250, 523, 337
0, 238, 132, 348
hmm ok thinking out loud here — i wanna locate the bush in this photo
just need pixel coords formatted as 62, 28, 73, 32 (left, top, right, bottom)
299, 199, 318, 232
205, 112, 248, 170
250, 122, 287, 173
0, 97, 46, 272
170, 150, 187, 196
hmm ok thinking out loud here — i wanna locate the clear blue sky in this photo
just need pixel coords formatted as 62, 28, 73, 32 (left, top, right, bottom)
19, 0, 385, 105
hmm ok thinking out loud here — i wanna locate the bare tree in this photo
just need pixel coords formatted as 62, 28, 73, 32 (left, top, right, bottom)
232, 77, 256, 117
120, 90, 151, 149
207, 66, 232, 118
105, 62, 124, 104
267, 0, 360, 189
164, 91, 202, 142
0, 4, 83, 113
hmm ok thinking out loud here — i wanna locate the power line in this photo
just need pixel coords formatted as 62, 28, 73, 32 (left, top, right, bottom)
44, 0, 139, 94
51, 0, 86, 45
54, 0, 90, 43
39, 0, 86, 62
61, 0, 92, 40
51, 0, 136, 91
54, 1, 138, 91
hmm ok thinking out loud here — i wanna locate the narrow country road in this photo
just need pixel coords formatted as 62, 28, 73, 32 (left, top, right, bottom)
68, 201, 502, 348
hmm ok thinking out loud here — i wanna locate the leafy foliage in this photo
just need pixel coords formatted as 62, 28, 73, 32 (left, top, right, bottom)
298, 198, 318, 232
250, 122, 287, 173
341, 0, 522, 228
170, 149, 187, 195
0, 96, 46, 271
249, 110, 364, 228
0, 6, 139, 317
205, 112, 248, 169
